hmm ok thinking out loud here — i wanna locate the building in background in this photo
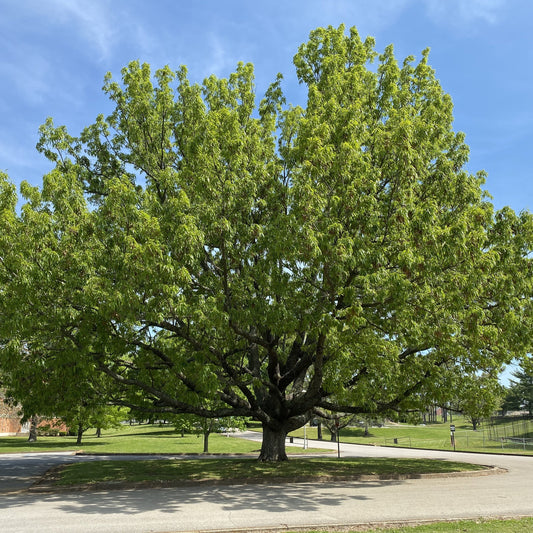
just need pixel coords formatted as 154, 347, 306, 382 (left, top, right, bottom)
0, 391, 28, 435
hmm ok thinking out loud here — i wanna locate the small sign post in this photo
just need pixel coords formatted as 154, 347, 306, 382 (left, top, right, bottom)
335, 417, 340, 458
450, 424, 456, 451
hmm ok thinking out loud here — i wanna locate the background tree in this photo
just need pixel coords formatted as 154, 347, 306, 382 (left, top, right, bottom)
172, 414, 246, 453
1, 26, 533, 461
0, 336, 119, 444
320, 413, 360, 442
60, 404, 127, 444
447, 373, 503, 430
503, 367, 533, 416
91, 406, 128, 438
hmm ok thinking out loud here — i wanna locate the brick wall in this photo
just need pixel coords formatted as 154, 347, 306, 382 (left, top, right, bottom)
0, 391, 69, 435
0, 392, 25, 435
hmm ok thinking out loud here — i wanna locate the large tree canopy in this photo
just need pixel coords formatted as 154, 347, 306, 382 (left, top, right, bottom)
1, 26, 532, 460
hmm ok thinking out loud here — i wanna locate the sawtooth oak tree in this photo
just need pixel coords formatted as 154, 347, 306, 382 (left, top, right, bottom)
1, 26, 532, 460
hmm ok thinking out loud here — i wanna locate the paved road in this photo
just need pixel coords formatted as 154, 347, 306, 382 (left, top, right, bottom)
0, 433, 532, 532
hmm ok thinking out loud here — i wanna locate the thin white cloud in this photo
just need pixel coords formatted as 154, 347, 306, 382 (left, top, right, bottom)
204, 32, 239, 78
322, 0, 413, 29
31, 0, 118, 61
295, 0, 505, 32
1, 49, 51, 106
424, 0, 505, 26
0, 130, 48, 182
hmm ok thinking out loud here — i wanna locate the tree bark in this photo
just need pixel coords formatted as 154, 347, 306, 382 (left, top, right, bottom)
27, 416, 38, 442
76, 423, 84, 445
258, 424, 288, 461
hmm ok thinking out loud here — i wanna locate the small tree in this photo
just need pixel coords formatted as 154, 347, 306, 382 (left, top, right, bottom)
449, 374, 503, 430
61, 404, 126, 444
172, 414, 246, 452
0, 340, 119, 444
91, 406, 128, 437
320, 413, 359, 442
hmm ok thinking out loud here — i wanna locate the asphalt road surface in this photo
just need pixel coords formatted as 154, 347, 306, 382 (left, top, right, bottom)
0, 432, 532, 532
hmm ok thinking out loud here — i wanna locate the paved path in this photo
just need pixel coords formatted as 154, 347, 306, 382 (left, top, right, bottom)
0, 433, 532, 532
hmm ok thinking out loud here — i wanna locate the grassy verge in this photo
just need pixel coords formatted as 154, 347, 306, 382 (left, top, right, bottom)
1, 425, 253, 454
0, 423, 330, 455
287, 418, 533, 455
299, 516, 533, 532
55, 456, 486, 487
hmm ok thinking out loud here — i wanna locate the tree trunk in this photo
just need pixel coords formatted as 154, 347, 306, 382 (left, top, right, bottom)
330, 430, 337, 442
76, 423, 84, 445
317, 422, 323, 440
258, 424, 288, 461
203, 431, 209, 453
27, 416, 38, 442
96, 427, 101, 438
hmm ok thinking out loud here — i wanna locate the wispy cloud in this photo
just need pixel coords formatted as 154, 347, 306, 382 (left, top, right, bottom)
424, 0, 505, 26
204, 32, 240, 78
293, 0, 505, 33
33, 0, 118, 61
1, 47, 52, 107
324, 0, 413, 29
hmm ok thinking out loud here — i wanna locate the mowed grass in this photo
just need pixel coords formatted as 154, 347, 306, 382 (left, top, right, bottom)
287, 417, 533, 455
0, 423, 488, 488
4, 418, 531, 456
57, 456, 485, 486
0, 423, 324, 455
300, 516, 533, 532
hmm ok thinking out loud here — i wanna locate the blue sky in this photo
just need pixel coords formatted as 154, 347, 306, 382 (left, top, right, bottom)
1, 1, 531, 381
1, 0, 532, 213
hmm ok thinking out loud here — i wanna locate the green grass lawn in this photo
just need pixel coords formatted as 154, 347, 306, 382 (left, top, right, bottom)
300, 517, 533, 532
56, 456, 485, 486
1, 422, 488, 488
287, 417, 533, 455
0, 423, 326, 455
5, 423, 522, 533
2, 422, 527, 533
3, 417, 531, 456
